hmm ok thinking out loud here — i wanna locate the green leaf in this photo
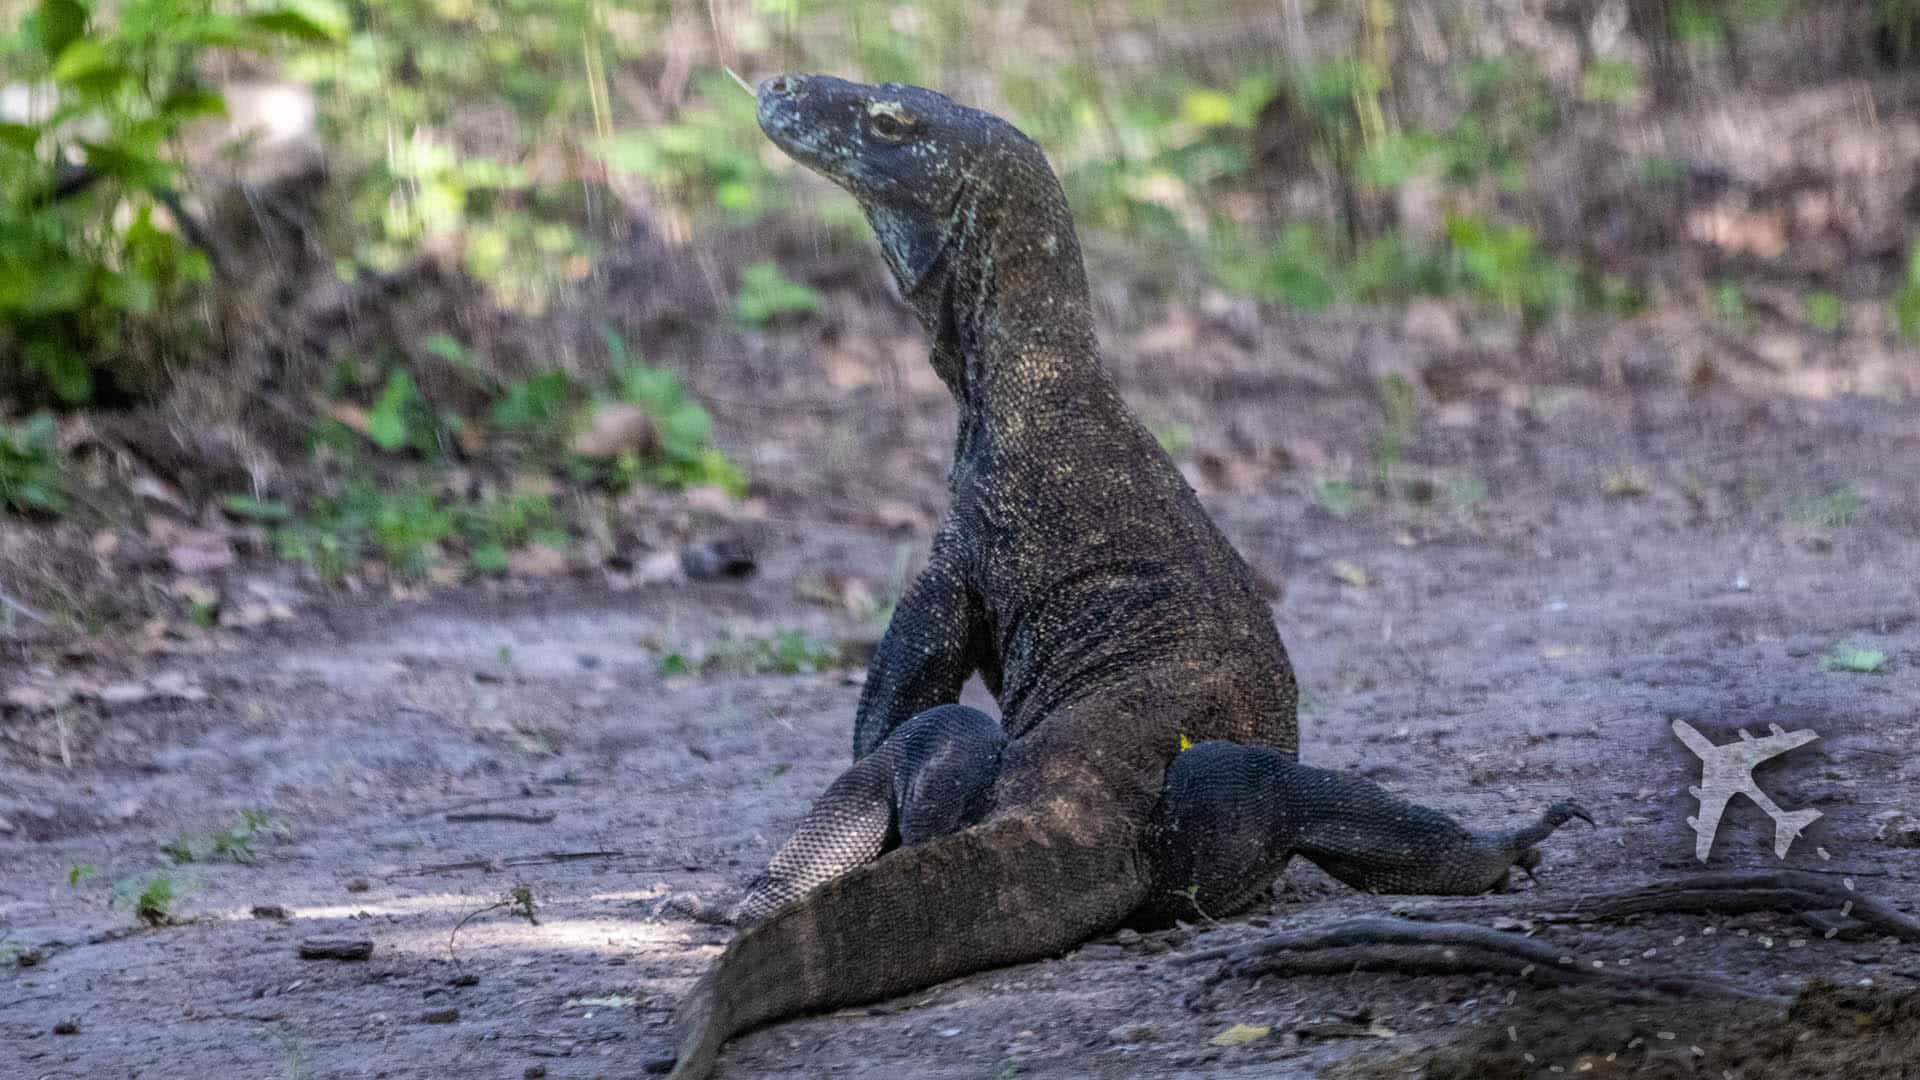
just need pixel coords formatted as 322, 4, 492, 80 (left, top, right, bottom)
0, 122, 41, 152
246, 9, 345, 43
658, 402, 713, 458
420, 332, 471, 366
468, 543, 509, 575
1821, 645, 1887, 674
366, 371, 420, 453
157, 89, 229, 122
34, 0, 87, 62
222, 494, 292, 522
619, 365, 682, 412
51, 40, 122, 87
76, 141, 175, 187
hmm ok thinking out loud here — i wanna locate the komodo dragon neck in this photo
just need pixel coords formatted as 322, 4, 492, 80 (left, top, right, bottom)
873, 179, 1109, 453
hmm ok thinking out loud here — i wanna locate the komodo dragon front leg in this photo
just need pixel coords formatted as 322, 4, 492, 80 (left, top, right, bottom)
849, 524, 990, 759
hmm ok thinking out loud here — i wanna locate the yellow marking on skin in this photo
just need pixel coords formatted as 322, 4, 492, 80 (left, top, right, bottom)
866, 100, 915, 126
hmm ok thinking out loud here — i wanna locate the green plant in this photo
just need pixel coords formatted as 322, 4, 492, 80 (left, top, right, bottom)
0, 413, 66, 516
1373, 373, 1418, 491
1579, 58, 1644, 106
734, 260, 826, 326
1895, 244, 1920, 341
1148, 421, 1194, 459
1806, 290, 1844, 334
1314, 478, 1366, 518
1, 0, 337, 404
114, 873, 180, 926
210, 809, 275, 863
1821, 643, 1887, 674
160, 833, 195, 864
67, 863, 96, 887
1443, 215, 1578, 325
603, 328, 747, 496
1712, 279, 1747, 322
1788, 486, 1861, 527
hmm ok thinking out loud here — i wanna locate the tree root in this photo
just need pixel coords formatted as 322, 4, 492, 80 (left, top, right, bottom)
1394, 870, 1920, 943
1173, 869, 1920, 1005
1552, 870, 1920, 942
1175, 917, 1783, 1002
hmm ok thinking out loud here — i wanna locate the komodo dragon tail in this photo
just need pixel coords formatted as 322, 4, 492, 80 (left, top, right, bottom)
666, 810, 1146, 1079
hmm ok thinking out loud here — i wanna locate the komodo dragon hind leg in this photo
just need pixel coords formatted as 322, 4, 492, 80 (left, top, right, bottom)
1137, 741, 1592, 926
733, 705, 1006, 925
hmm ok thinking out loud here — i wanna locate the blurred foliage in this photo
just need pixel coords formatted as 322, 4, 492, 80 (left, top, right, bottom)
3, 0, 1917, 416
1, 0, 336, 404
269, 324, 742, 583
0, 412, 66, 516
733, 259, 825, 325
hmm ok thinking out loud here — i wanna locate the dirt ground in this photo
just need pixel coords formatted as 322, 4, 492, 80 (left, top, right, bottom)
3, 306, 1918, 1079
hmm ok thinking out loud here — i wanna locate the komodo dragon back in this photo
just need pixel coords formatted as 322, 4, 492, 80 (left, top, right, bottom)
663, 74, 1586, 1078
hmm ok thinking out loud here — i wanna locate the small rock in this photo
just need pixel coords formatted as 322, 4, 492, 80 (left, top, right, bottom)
53, 1019, 80, 1035
635, 550, 684, 585
665, 893, 732, 925
680, 536, 756, 581
1801, 910, 1867, 940
509, 544, 570, 578
525, 1068, 548, 1079
449, 972, 480, 987
344, 877, 370, 893
2, 685, 55, 712
420, 1008, 459, 1024
98, 681, 152, 707
1403, 298, 1464, 347
1871, 811, 1920, 848
1109, 1023, 1156, 1044
251, 904, 291, 920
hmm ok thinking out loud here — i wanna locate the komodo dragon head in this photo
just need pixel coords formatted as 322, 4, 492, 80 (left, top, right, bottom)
757, 74, 1095, 400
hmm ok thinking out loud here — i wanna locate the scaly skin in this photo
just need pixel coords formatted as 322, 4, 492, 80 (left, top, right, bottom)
666, 75, 1586, 1078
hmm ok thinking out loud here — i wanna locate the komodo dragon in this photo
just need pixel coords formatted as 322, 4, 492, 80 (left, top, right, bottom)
665, 74, 1588, 1077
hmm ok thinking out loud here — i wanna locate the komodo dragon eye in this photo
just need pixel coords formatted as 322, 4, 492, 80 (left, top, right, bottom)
868, 109, 914, 141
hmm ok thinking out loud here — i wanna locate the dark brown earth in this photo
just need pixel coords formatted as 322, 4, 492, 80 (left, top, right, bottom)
3, 302, 1918, 1079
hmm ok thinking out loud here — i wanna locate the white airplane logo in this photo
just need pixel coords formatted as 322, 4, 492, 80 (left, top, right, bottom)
1672, 719, 1822, 863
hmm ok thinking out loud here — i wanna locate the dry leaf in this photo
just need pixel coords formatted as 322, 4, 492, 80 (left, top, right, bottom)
1329, 560, 1370, 588
166, 530, 236, 574
509, 544, 570, 577
1211, 1023, 1270, 1047
571, 404, 656, 460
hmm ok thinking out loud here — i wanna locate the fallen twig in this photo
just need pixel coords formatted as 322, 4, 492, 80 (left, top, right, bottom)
0, 590, 51, 625
298, 936, 373, 961
389, 849, 624, 877
445, 810, 557, 825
